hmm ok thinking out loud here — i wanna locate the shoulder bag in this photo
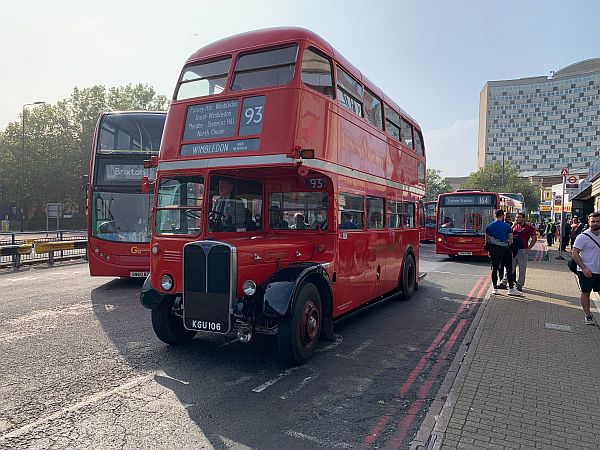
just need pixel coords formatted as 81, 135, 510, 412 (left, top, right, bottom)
568, 233, 600, 274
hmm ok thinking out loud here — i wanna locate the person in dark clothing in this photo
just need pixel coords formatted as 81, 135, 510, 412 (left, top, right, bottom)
486, 209, 522, 296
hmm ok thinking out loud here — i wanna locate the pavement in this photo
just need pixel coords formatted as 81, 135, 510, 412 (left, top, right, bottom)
412, 242, 600, 450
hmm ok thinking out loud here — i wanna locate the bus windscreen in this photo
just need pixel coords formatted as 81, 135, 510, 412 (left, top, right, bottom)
437, 194, 496, 236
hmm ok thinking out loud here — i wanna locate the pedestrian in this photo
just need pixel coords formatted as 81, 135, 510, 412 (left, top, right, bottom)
537, 220, 546, 237
561, 218, 571, 252
571, 212, 600, 325
511, 213, 538, 291
545, 220, 556, 246
497, 214, 514, 288
485, 209, 522, 296
570, 216, 584, 249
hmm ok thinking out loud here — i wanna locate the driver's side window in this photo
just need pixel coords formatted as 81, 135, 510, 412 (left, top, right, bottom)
208, 176, 263, 232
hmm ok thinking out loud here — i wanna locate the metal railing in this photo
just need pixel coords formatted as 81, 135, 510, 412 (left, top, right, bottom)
0, 230, 87, 268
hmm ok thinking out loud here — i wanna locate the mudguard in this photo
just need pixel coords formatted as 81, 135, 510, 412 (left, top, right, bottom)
140, 275, 169, 310
262, 263, 332, 318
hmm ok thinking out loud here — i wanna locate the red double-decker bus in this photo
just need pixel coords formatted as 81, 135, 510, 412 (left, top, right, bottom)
88, 111, 166, 277
435, 191, 500, 257
140, 27, 426, 364
419, 200, 436, 242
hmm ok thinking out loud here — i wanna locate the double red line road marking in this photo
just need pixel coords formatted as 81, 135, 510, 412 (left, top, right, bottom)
361, 273, 491, 449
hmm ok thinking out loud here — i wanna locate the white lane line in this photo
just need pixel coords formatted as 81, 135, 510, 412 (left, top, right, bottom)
218, 338, 239, 348
2, 276, 36, 283
0, 373, 154, 443
286, 430, 353, 449
226, 375, 251, 386
428, 270, 486, 277
315, 334, 343, 352
252, 367, 301, 393
280, 369, 320, 400
335, 339, 372, 359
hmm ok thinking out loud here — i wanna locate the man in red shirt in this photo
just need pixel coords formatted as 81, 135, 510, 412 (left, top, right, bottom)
511, 213, 538, 291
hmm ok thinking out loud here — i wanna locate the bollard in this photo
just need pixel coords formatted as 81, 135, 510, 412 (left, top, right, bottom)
13, 254, 21, 269
48, 250, 54, 266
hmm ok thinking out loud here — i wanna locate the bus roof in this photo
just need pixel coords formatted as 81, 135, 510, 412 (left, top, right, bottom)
185, 27, 419, 129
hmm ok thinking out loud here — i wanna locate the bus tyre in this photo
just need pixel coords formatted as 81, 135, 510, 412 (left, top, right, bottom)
278, 282, 322, 365
151, 298, 197, 345
399, 255, 416, 301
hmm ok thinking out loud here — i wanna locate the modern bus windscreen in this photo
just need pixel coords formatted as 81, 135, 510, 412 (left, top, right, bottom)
437, 193, 497, 236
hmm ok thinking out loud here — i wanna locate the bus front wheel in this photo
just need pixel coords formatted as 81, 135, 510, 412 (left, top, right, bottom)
399, 255, 416, 301
151, 298, 197, 345
278, 282, 322, 365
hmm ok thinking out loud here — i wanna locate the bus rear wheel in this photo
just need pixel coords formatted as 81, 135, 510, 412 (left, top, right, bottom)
399, 255, 416, 301
151, 298, 197, 345
278, 282, 322, 365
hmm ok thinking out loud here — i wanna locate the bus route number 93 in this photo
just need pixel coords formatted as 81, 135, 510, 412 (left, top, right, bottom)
305, 177, 328, 189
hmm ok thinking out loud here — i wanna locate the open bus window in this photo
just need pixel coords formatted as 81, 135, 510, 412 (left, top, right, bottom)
301, 47, 334, 98
155, 176, 204, 235
92, 192, 153, 243
231, 45, 298, 91
270, 192, 329, 230
339, 193, 364, 230
176, 57, 231, 101
208, 177, 262, 232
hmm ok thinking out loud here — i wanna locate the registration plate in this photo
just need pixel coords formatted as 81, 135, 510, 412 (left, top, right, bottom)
130, 271, 150, 277
458, 252, 472, 256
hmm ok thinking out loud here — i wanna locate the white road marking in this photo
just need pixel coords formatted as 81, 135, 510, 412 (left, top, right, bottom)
252, 367, 301, 393
428, 270, 485, 277
286, 430, 353, 449
280, 369, 320, 400
218, 338, 239, 347
335, 339, 372, 359
219, 435, 253, 449
3, 276, 36, 283
0, 373, 154, 443
315, 334, 343, 352
155, 371, 190, 385
226, 375, 251, 386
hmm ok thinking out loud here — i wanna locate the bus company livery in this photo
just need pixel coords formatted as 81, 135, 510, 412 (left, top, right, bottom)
140, 27, 426, 365
88, 111, 166, 277
435, 191, 500, 257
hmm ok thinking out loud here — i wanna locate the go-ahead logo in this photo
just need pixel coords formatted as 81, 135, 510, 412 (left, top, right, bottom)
130, 246, 143, 254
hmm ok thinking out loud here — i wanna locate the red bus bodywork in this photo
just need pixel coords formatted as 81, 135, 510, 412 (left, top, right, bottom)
419, 201, 436, 242
435, 191, 500, 257
141, 28, 426, 364
87, 111, 166, 277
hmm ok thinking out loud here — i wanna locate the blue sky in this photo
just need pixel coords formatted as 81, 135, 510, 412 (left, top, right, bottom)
1, 0, 599, 176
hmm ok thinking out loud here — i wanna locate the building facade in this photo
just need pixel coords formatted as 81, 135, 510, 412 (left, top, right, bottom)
478, 58, 600, 180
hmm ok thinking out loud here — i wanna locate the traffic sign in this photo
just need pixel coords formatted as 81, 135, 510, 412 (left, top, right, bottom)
560, 168, 568, 176
567, 176, 577, 184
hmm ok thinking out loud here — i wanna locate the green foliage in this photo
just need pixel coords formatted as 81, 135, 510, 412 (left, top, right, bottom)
425, 168, 452, 201
0, 84, 169, 229
461, 161, 538, 210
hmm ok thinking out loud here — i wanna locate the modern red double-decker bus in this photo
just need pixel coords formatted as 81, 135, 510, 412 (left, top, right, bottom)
435, 191, 500, 257
88, 111, 166, 277
140, 27, 426, 364
419, 200, 436, 242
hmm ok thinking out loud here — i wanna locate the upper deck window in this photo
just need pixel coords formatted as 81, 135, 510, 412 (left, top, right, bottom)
176, 57, 231, 101
98, 114, 165, 154
364, 90, 383, 130
414, 130, 425, 156
400, 118, 414, 149
384, 105, 400, 141
301, 48, 334, 98
231, 45, 298, 91
336, 67, 363, 117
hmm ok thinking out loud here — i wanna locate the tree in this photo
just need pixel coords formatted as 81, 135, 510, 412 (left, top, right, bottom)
425, 168, 452, 201
461, 161, 538, 211
0, 84, 169, 229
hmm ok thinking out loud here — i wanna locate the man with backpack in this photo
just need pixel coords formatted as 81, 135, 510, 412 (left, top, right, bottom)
486, 209, 523, 296
572, 212, 600, 325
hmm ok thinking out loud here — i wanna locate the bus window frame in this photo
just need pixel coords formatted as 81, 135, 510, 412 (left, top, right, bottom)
230, 44, 299, 92
300, 46, 335, 99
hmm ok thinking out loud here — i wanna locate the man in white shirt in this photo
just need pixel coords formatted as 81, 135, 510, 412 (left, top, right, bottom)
572, 212, 600, 325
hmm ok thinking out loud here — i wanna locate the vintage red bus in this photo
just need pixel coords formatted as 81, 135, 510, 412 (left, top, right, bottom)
140, 27, 426, 364
435, 191, 500, 257
419, 200, 436, 242
88, 111, 166, 277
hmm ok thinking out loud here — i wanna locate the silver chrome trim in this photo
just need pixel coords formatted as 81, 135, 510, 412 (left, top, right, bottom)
158, 155, 425, 196
182, 240, 237, 334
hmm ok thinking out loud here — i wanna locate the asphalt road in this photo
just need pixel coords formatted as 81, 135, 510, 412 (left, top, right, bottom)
0, 244, 492, 449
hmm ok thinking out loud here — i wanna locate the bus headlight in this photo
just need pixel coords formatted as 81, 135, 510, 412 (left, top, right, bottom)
242, 280, 257, 296
151, 245, 160, 255
161, 274, 174, 291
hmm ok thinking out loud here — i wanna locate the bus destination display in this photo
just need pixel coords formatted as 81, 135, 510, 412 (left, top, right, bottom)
443, 195, 494, 206
184, 100, 239, 141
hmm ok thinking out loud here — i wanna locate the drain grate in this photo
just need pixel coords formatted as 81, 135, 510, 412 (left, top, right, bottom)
544, 323, 572, 332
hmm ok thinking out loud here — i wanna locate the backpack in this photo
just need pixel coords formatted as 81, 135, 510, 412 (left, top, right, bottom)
568, 233, 600, 274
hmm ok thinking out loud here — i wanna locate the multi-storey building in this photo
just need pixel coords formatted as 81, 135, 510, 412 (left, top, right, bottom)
478, 58, 600, 181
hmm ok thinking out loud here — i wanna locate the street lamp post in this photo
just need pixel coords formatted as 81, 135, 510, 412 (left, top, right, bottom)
20, 101, 45, 232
